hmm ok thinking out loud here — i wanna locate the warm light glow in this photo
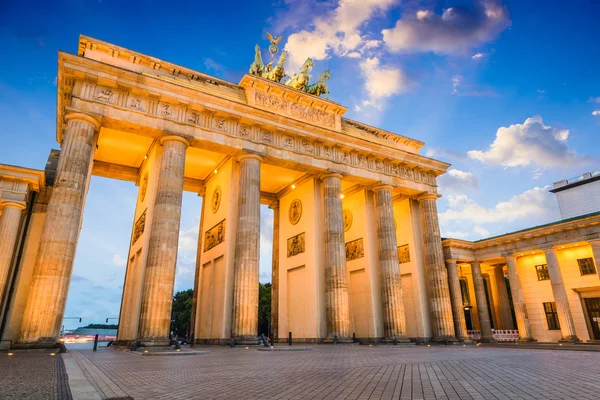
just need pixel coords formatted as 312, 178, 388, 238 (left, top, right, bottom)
176, 349, 181, 352
291, 184, 296, 189
561, 246, 564, 249
7, 353, 14, 356
245, 347, 249, 350
144, 350, 148, 353
144, 155, 148, 160
214, 169, 218, 174
50, 353, 56, 356
340, 194, 345, 199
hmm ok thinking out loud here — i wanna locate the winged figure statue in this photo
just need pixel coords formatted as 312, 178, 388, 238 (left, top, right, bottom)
266, 32, 283, 59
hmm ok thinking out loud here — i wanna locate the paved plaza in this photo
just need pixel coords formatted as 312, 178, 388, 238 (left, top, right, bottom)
3, 345, 600, 400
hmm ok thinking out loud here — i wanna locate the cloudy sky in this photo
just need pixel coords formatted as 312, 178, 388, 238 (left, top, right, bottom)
1, 0, 599, 328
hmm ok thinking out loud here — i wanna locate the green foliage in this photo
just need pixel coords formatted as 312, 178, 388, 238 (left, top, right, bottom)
82, 324, 118, 329
258, 283, 271, 336
171, 289, 193, 338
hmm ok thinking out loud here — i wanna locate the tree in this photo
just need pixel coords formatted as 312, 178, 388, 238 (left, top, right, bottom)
258, 283, 271, 337
171, 289, 193, 338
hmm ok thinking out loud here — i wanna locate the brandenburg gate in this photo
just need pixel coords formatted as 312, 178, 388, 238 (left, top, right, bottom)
0, 35, 456, 348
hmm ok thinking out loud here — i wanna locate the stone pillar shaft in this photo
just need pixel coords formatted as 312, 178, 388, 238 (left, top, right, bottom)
373, 185, 408, 342
471, 262, 494, 341
270, 202, 280, 342
445, 260, 468, 341
19, 114, 98, 344
418, 194, 456, 341
493, 266, 514, 329
543, 248, 580, 341
590, 241, 600, 280
505, 255, 534, 341
323, 173, 351, 342
232, 154, 262, 344
138, 136, 189, 345
0, 203, 24, 302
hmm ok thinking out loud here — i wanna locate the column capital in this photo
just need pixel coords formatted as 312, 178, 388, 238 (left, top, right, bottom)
268, 200, 279, 210
416, 192, 441, 202
65, 112, 101, 130
237, 153, 263, 163
320, 172, 343, 181
160, 135, 191, 147
0, 201, 26, 211
372, 184, 394, 193
445, 259, 458, 264
470, 260, 482, 268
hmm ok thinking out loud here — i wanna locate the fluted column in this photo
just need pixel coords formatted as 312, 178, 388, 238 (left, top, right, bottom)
323, 173, 352, 342
417, 193, 457, 342
19, 113, 99, 345
232, 153, 262, 344
445, 259, 469, 341
505, 255, 534, 341
590, 241, 600, 280
269, 201, 280, 342
471, 262, 494, 342
543, 248, 580, 342
138, 135, 189, 346
373, 185, 409, 342
493, 265, 514, 329
0, 202, 25, 302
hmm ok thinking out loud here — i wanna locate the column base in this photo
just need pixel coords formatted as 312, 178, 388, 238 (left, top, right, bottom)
431, 336, 459, 343
323, 335, 353, 344
13, 338, 62, 350
139, 337, 171, 347
458, 338, 474, 344
517, 337, 537, 343
478, 337, 495, 343
382, 336, 412, 344
559, 335, 581, 343
233, 335, 260, 346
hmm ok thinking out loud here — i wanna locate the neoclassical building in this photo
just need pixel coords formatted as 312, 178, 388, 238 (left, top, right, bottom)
442, 172, 600, 343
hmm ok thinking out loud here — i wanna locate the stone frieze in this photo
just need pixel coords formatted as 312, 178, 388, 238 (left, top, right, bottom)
204, 219, 225, 252
254, 91, 335, 128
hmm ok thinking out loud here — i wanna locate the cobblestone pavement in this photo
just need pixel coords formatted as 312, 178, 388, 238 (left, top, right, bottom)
63, 344, 600, 400
1, 351, 72, 400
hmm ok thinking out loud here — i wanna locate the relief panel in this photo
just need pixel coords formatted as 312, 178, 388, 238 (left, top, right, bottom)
287, 232, 306, 258
345, 238, 364, 261
204, 219, 226, 252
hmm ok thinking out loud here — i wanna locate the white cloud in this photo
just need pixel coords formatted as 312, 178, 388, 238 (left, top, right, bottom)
360, 57, 408, 103
588, 97, 600, 103
472, 52, 485, 60
473, 225, 490, 238
284, 0, 394, 70
438, 169, 478, 194
467, 115, 588, 168
112, 254, 127, 267
451, 75, 462, 94
592, 110, 600, 116
382, 0, 511, 54
178, 224, 199, 253
443, 230, 469, 239
440, 186, 556, 225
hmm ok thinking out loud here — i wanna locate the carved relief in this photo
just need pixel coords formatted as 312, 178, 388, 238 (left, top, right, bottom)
255, 91, 335, 128
342, 209, 353, 232
214, 118, 226, 130
302, 140, 314, 153
357, 155, 367, 168
139, 172, 149, 202
261, 130, 272, 143
398, 244, 410, 264
95, 88, 114, 101
188, 111, 200, 125
288, 199, 302, 225
374, 159, 383, 171
287, 232, 305, 257
323, 146, 332, 158
345, 238, 364, 261
129, 98, 144, 111
341, 152, 350, 164
211, 186, 221, 213
204, 219, 225, 252
160, 103, 174, 118
283, 136, 293, 149
240, 125, 250, 137
131, 209, 147, 245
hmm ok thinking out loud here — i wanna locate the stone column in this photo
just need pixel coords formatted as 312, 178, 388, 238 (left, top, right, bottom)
373, 185, 409, 342
543, 248, 580, 342
445, 259, 469, 341
505, 255, 535, 341
322, 173, 352, 342
471, 261, 494, 342
493, 265, 514, 329
232, 154, 262, 344
269, 201, 280, 342
19, 113, 99, 345
417, 193, 457, 342
189, 189, 206, 345
137, 135, 189, 346
0, 202, 25, 302
590, 240, 600, 280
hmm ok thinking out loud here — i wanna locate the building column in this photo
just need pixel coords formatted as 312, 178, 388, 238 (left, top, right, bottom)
543, 248, 580, 342
323, 173, 352, 342
373, 185, 409, 342
417, 193, 457, 342
505, 255, 534, 341
269, 201, 280, 342
493, 265, 514, 329
589, 240, 600, 280
137, 135, 189, 346
232, 154, 262, 344
470, 261, 494, 342
445, 259, 469, 341
18, 113, 99, 345
0, 202, 25, 302
189, 189, 206, 345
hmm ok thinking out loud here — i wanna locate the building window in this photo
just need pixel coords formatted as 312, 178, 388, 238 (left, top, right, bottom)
577, 258, 596, 276
535, 264, 550, 281
543, 302, 560, 330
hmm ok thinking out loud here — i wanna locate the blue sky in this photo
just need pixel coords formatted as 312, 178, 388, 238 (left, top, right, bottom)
1, 0, 599, 328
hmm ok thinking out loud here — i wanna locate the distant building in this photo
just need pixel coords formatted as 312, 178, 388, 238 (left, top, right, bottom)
551, 171, 600, 219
